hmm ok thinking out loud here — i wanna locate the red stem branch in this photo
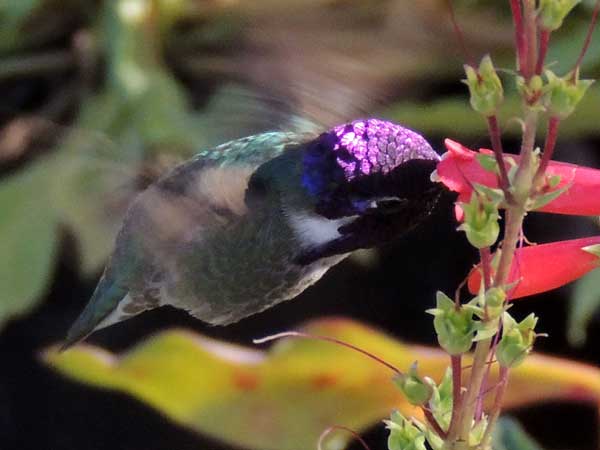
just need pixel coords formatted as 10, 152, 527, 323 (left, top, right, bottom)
573, 0, 600, 72
254, 331, 403, 375
486, 115, 511, 197
318, 425, 372, 450
479, 247, 492, 290
523, 0, 538, 79
536, 29, 551, 75
448, 355, 463, 438
535, 115, 561, 184
445, 0, 474, 66
424, 404, 448, 439
510, 0, 527, 74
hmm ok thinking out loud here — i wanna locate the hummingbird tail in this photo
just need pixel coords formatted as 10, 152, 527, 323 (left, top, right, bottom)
61, 273, 128, 351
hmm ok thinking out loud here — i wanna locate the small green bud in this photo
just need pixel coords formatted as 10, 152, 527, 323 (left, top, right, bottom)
392, 362, 434, 406
385, 411, 427, 450
463, 55, 504, 116
458, 191, 501, 249
469, 416, 488, 447
544, 69, 594, 119
516, 75, 545, 109
539, 0, 581, 31
484, 287, 506, 319
427, 292, 476, 355
428, 368, 453, 431
497, 313, 540, 368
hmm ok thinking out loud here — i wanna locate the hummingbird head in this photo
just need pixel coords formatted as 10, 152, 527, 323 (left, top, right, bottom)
294, 119, 442, 264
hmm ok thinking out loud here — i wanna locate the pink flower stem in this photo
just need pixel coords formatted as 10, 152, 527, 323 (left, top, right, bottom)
522, 0, 538, 80
445, 0, 474, 66
534, 115, 560, 188
447, 355, 463, 440
536, 29, 551, 75
458, 111, 538, 444
481, 366, 510, 447
479, 247, 492, 290
475, 318, 503, 421
318, 425, 372, 450
486, 115, 511, 197
510, 0, 527, 74
573, 0, 600, 73
424, 404, 448, 439
254, 331, 403, 375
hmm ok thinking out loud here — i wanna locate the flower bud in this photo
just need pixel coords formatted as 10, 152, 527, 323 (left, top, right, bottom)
484, 287, 506, 319
385, 411, 427, 450
539, 0, 581, 31
427, 292, 476, 355
458, 191, 501, 249
463, 55, 504, 116
497, 313, 540, 368
517, 75, 545, 109
544, 69, 594, 119
392, 362, 434, 406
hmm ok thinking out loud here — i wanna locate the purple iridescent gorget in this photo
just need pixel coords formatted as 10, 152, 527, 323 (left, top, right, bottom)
302, 118, 440, 199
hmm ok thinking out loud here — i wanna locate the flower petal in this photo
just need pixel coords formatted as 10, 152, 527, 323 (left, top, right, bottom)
468, 236, 600, 298
437, 140, 600, 217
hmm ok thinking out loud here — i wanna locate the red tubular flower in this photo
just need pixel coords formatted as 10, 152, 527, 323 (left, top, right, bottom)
468, 236, 600, 299
437, 139, 600, 219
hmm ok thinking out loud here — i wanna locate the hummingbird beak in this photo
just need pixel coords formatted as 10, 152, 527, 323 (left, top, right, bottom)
368, 197, 407, 215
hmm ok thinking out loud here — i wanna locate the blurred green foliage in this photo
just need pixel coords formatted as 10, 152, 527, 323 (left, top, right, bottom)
492, 418, 544, 450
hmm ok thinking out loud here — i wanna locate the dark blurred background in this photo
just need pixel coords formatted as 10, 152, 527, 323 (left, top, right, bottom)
0, 1, 599, 450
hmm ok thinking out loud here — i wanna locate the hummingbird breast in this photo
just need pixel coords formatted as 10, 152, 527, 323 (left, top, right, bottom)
161, 208, 348, 325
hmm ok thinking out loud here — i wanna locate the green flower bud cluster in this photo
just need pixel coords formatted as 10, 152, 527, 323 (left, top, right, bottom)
466, 287, 507, 341
463, 55, 504, 117
538, 0, 581, 31
544, 70, 594, 119
385, 411, 427, 450
427, 292, 477, 355
392, 362, 434, 406
458, 189, 501, 249
497, 313, 541, 368
516, 74, 545, 109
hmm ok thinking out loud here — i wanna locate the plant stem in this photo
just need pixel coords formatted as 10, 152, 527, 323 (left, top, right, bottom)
447, 355, 463, 440
254, 331, 403, 375
522, 0, 538, 80
536, 29, 551, 75
458, 337, 492, 443
479, 247, 492, 290
533, 115, 560, 189
480, 366, 510, 448
454, 107, 538, 449
424, 404, 448, 439
510, 0, 526, 74
486, 115, 511, 197
573, 0, 600, 72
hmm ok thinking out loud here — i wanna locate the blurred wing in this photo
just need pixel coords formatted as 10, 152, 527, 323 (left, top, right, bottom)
63, 130, 314, 346
126, 133, 305, 252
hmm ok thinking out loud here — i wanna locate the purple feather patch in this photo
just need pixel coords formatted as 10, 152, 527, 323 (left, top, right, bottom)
330, 119, 439, 179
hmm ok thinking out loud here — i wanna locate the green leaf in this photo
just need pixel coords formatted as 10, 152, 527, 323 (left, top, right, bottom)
568, 269, 600, 346
492, 417, 544, 450
0, 160, 58, 327
44, 319, 600, 450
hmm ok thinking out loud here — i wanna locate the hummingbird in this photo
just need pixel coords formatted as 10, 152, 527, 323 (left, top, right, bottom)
63, 118, 442, 349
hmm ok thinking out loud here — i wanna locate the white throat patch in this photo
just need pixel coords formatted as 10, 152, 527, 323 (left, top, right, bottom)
287, 212, 356, 249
